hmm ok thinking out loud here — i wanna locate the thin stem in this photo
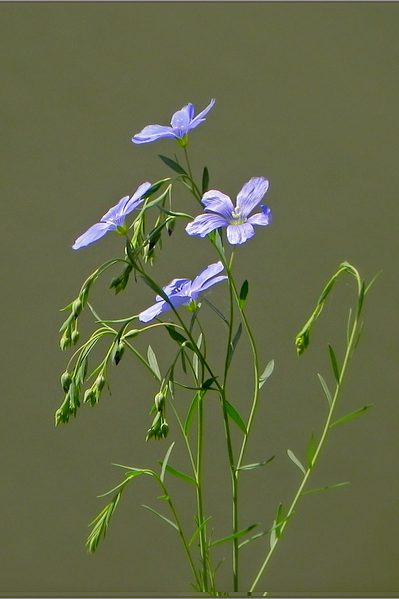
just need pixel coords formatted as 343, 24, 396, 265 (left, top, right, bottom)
249, 303, 362, 593
183, 148, 202, 201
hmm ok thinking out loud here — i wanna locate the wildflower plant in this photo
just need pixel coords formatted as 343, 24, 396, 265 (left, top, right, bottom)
57, 99, 378, 594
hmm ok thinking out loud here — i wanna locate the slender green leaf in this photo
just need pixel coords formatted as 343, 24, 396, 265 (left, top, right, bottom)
225, 399, 247, 434
317, 373, 332, 408
355, 321, 364, 349
97, 472, 141, 497
307, 432, 315, 470
346, 307, 352, 346
147, 345, 161, 380
157, 462, 197, 486
86, 493, 122, 553
275, 503, 284, 539
184, 391, 202, 436
158, 154, 187, 175
239, 280, 249, 310
365, 269, 383, 295
139, 275, 169, 302
328, 345, 340, 383
160, 442, 175, 483
356, 280, 366, 318
202, 166, 209, 194
238, 530, 268, 549
142, 178, 171, 198
209, 523, 258, 547
165, 325, 187, 346
269, 520, 277, 550
301, 481, 350, 496
237, 456, 275, 471
141, 505, 179, 531
259, 360, 275, 389
330, 405, 373, 428
112, 463, 155, 476
287, 449, 306, 475
188, 516, 212, 547
201, 296, 229, 326
226, 323, 242, 369
193, 333, 202, 378
180, 347, 187, 374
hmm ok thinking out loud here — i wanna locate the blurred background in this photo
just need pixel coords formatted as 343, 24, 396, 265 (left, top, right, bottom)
1, 2, 398, 597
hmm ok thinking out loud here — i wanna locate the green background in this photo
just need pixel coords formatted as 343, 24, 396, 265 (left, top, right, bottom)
1, 2, 398, 596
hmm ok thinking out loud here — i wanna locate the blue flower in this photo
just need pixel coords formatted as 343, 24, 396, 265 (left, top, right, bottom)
131, 100, 215, 146
139, 261, 227, 323
72, 182, 151, 250
185, 177, 271, 245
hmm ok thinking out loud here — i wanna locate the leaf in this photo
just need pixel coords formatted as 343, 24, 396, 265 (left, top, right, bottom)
356, 280, 366, 318
157, 462, 197, 486
238, 530, 268, 549
306, 432, 315, 470
184, 391, 202, 436
188, 516, 212, 547
328, 345, 340, 383
317, 373, 332, 408
237, 456, 275, 471
269, 520, 277, 550
239, 280, 249, 310
97, 472, 142, 497
287, 449, 306, 475
202, 166, 209, 194
141, 505, 178, 531
225, 399, 247, 434
209, 523, 258, 547
142, 177, 171, 198
275, 503, 284, 539
346, 307, 352, 346
330, 405, 373, 428
365, 269, 383, 295
160, 442, 175, 483
201, 296, 229, 326
147, 345, 161, 380
259, 360, 275, 389
165, 325, 187, 346
301, 481, 350, 496
158, 154, 187, 175
193, 333, 202, 378
226, 323, 242, 369
86, 492, 122, 553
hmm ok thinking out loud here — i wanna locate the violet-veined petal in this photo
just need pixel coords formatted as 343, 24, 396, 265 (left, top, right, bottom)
189, 99, 216, 130
226, 222, 255, 245
156, 278, 190, 302
132, 124, 176, 144
247, 205, 272, 227
101, 196, 131, 223
139, 295, 189, 323
186, 213, 229, 238
236, 177, 269, 219
171, 105, 192, 134
123, 181, 152, 214
190, 261, 225, 293
72, 222, 112, 250
201, 190, 234, 220
193, 275, 228, 296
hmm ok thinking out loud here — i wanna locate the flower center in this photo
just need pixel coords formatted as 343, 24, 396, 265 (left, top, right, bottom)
230, 207, 246, 225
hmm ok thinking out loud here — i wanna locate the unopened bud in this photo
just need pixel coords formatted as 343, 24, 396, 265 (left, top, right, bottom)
60, 332, 71, 351
60, 371, 72, 392
166, 218, 176, 237
84, 388, 96, 405
72, 299, 83, 318
95, 374, 105, 392
71, 330, 80, 345
161, 422, 169, 437
154, 392, 164, 410
114, 343, 125, 366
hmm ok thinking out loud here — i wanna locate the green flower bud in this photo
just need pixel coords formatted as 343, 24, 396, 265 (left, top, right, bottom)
166, 218, 176, 237
60, 332, 71, 351
95, 374, 105, 393
71, 330, 80, 345
154, 392, 164, 411
72, 298, 83, 318
60, 371, 72, 392
113, 342, 125, 366
161, 422, 169, 437
83, 388, 95, 404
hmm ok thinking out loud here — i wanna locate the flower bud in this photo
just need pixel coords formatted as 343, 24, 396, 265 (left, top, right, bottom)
154, 392, 164, 411
161, 422, 169, 437
60, 371, 72, 392
84, 388, 96, 405
95, 374, 105, 393
60, 332, 71, 351
113, 342, 125, 366
71, 330, 80, 345
72, 298, 83, 318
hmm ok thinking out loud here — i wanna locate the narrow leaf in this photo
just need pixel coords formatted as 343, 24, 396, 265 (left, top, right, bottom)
188, 516, 212, 547
184, 391, 202, 436
226, 323, 242, 369
158, 154, 187, 175
330, 405, 373, 428
365, 269, 383, 295
160, 441, 175, 483
97, 472, 141, 498
193, 333, 202, 378
317, 373, 332, 408
346, 307, 352, 346
259, 360, 275, 389
356, 280, 366, 318
275, 503, 284, 539
269, 520, 277, 550
237, 456, 275, 471
239, 280, 249, 310
141, 505, 178, 531
202, 166, 209, 194
147, 345, 161, 380
158, 462, 197, 486
306, 432, 315, 470
328, 345, 340, 383
209, 523, 258, 547
225, 399, 247, 434
287, 449, 306, 475
301, 481, 350, 496
238, 530, 268, 549
202, 296, 229, 326
166, 325, 187, 346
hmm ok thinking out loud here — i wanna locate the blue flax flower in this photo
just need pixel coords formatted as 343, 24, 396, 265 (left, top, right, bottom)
72, 182, 151, 250
131, 99, 215, 146
139, 261, 227, 323
185, 177, 271, 245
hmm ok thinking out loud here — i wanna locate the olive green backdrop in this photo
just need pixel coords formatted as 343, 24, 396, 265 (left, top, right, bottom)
1, 1, 398, 597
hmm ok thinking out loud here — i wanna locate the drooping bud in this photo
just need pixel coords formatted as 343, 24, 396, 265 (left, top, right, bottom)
161, 422, 169, 438
95, 374, 105, 393
154, 392, 164, 411
72, 298, 83, 318
71, 330, 80, 346
60, 331, 71, 351
113, 342, 125, 366
84, 387, 96, 405
60, 371, 72, 392
166, 218, 176, 237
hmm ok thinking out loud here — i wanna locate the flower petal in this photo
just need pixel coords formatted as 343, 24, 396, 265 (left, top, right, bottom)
132, 124, 176, 144
139, 294, 188, 323
193, 275, 228, 296
101, 196, 131, 224
156, 278, 190, 302
72, 222, 112, 250
190, 261, 225, 294
247, 205, 272, 226
171, 104, 193, 135
188, 99, 216, 131
185, 213, 228, 238
236, 177, 269, 219
201, 190, 234, 220
226, 223, 255, 245
123, 181, 152, 215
